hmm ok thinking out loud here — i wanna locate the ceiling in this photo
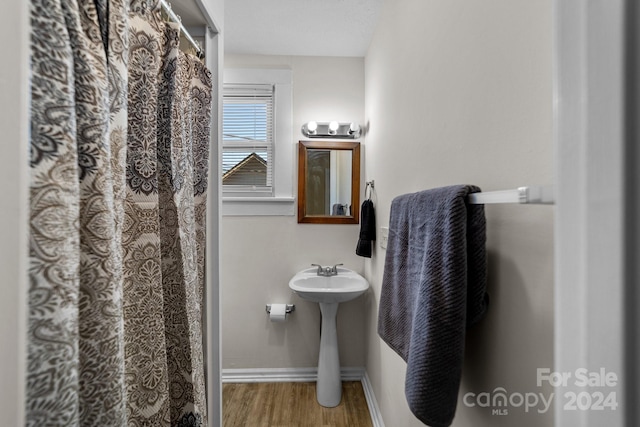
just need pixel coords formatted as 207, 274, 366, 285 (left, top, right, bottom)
224, 0, 384, 57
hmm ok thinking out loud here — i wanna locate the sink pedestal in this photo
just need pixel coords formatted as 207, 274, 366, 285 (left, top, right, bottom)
288, 266, 369, 407
317, 302, 341, 407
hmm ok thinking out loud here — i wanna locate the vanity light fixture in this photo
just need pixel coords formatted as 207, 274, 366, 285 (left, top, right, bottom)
301, 121, 362, 139
307, 121, 318, 134
328, 121, 339, 135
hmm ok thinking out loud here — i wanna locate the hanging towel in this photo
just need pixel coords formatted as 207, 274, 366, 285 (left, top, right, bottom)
356, 199, 376, 257
377, 185, 488, 427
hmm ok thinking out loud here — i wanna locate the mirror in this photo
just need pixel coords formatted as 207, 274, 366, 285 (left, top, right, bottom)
298, 141, 360, 224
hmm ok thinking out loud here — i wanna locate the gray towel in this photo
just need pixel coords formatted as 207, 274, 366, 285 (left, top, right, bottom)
377, 185, 488, 427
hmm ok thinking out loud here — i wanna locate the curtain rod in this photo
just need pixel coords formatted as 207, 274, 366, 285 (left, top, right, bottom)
159, 0, 203, 57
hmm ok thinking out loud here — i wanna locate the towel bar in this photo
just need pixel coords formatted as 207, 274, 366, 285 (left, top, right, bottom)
467, 186, 554, 205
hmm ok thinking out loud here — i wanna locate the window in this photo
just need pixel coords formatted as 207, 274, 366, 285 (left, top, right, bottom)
223, 84, 274, 195
222, 69, 294, 216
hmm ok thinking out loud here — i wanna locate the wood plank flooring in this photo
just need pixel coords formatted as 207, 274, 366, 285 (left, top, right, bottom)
222, 382, 373, 427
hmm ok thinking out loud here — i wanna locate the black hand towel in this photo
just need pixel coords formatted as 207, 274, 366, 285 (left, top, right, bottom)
356, 199, 376, 257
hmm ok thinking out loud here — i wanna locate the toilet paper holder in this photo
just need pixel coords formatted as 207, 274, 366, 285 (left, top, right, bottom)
265, 304, 295, 314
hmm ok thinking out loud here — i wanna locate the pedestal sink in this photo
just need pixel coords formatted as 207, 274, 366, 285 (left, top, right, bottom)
289, 266, 369, 407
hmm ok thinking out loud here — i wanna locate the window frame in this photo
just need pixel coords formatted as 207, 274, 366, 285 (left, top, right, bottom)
222, 69, 294, 216
222, 84, 274, 196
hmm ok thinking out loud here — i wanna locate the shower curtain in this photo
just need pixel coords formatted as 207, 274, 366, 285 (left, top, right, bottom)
27, 0, 212, 425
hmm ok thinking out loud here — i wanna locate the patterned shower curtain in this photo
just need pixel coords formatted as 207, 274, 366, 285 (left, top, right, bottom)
27, 0, 212, 425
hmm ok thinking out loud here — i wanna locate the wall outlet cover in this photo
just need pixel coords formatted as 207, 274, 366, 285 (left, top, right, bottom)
380, 227, 389, 249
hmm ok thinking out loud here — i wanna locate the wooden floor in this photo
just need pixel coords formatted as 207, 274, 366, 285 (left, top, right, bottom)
222, 382, 373, 427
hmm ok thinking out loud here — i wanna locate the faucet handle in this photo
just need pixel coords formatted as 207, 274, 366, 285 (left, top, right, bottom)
311, 263, 323, 274
331, 263, 344, 272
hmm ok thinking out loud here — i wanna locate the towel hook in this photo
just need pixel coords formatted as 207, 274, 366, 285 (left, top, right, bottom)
365, 180, 374, 200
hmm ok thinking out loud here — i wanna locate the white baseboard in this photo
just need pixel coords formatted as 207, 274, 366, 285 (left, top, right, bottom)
221, 366, 363, 383
361, 371, 385, 427
222, 367, 384, 427
222, 367, 317, 383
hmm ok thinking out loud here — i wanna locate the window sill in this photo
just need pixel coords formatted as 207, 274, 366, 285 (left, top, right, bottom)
222, 197, 296, 216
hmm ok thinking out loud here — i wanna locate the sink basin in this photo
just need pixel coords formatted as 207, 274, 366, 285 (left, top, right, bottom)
288, 266, 369, 407
288, 267, 369, 303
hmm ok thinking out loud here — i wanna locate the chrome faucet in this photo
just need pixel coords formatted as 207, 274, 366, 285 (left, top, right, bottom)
311, 263, 343, 277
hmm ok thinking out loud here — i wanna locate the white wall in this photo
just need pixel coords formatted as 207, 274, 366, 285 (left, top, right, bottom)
363, 1, 554, 426
221, 55, 367, 369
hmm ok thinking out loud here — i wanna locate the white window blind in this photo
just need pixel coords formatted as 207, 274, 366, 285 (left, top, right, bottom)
222, 84, 274, 195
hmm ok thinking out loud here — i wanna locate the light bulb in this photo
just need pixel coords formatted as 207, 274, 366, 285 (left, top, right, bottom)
328, 121, 339, 134
348, 123, 360, 134
307, 121, 318, 133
